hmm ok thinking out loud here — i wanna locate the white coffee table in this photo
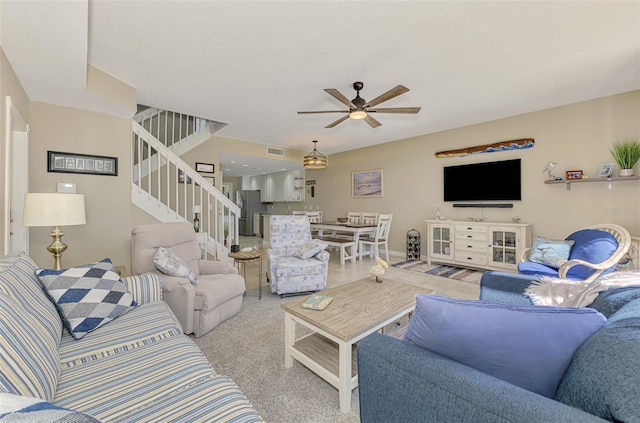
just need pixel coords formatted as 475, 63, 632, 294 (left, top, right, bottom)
280, 277, 433, 413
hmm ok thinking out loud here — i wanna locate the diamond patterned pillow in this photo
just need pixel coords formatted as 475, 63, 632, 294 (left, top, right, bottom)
35, 258, 138, 340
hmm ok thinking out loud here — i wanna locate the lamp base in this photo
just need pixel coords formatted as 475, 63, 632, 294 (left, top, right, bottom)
46, 226, 68, 270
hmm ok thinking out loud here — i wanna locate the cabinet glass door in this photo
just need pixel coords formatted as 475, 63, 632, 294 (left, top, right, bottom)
432, 226, 452, 258
491, 229, 517, 265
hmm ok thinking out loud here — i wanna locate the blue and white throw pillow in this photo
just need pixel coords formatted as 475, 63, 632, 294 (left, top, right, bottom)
528, 237, 575, 268
293, 240, 328, 260
35, 258, 138, 340
153, 247, 198, 285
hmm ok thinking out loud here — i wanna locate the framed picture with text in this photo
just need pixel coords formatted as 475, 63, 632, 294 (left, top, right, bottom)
196, 162, 215, 173
48, 151, 118, 176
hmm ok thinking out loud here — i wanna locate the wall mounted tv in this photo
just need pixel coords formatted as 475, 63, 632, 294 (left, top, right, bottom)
443, 159, 521, 202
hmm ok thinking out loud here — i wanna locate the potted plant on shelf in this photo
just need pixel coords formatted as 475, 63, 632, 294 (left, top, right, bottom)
610, 139, 640, 177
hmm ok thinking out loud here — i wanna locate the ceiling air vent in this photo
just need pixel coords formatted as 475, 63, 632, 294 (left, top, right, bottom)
267, 147, 285, 156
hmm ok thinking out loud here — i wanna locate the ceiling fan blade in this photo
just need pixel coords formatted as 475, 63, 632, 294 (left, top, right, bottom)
297, 110, 349, 114
324, 88, 356, 108
363, 115, 382, 128
364, 85, 410, 108
368, 107, 421, 114
325, 115, 350, 128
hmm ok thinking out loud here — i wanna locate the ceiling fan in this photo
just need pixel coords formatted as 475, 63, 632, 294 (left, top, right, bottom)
297, 81, 421, 128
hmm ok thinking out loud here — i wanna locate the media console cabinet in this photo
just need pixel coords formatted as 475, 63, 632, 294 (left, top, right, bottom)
425, 220, 532, 272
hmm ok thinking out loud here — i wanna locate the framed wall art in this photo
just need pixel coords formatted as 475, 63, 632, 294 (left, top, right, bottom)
566, 170, 583, 180
597, 162, 614, 178
196, 162, 214, 173
178, 170, 192, 184
48, 151, 118, 176
352, 169, 384, 198
202, 176, 215, 186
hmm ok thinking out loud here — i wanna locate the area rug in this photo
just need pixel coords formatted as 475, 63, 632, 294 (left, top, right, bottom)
392, 260, 484, 284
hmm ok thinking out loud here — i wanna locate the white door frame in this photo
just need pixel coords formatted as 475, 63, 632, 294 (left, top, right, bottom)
3, 96, 29, 255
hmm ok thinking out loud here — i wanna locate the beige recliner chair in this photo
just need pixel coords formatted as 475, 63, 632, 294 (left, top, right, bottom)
131, 222, 244, 337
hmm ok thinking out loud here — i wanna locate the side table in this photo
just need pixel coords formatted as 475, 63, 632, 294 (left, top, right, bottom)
228, 251, 263, 300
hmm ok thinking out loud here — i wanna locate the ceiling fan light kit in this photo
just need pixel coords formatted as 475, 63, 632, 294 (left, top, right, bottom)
304, 140, 328, 170
349, 110, 367, 120
298, 81, 421, 128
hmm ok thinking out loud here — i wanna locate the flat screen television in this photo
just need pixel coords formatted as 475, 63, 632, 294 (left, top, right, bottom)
443, 159, 521, 202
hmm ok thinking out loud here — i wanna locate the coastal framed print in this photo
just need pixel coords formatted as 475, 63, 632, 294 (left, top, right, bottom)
352, 169, 384, 198
597, 162, 614, 178
566, 170, 583, 180
48, 151, 118, 176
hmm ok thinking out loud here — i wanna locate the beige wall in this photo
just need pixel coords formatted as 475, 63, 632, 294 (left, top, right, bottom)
6, 48, 639, 266
0, 47, 29, 253
307, 91, 640, 256
28, 102, 132, 269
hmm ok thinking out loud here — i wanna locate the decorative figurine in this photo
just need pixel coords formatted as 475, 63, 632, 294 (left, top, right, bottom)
436, 205, 445, 220
542, 162, 558, 180
370, 256, 389, 283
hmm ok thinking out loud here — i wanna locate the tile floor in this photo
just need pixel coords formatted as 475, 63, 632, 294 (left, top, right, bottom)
235, 236, 479, 300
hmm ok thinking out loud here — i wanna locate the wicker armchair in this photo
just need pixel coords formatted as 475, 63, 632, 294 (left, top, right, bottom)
518, 223, 631, 282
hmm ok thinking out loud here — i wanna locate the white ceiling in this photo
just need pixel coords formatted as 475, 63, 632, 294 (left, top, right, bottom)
2, 1, 639, 176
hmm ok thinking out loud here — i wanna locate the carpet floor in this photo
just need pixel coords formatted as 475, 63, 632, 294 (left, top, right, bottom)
192, 287, 363, 423
392, 260, 485, 284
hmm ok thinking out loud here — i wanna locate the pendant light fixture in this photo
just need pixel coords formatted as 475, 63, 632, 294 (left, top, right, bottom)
303, 140, 328, 170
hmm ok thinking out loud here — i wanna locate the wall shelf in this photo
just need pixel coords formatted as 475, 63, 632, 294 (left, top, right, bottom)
545, 175, 640, 190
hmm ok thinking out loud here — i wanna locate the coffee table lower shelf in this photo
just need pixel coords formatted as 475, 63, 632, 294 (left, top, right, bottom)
291, 332, 358, 384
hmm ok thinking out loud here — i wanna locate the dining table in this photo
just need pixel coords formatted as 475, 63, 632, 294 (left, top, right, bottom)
311, 221, 377, 259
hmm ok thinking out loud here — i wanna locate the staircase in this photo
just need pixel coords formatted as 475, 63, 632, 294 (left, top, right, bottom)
131, 108, 239, 259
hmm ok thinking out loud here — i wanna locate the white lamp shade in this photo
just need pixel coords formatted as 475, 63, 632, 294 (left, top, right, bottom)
193, 205, 202, 213
22, 193, 86, 227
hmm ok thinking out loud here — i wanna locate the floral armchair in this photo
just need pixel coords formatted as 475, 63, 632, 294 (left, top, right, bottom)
267, 215, 329, 296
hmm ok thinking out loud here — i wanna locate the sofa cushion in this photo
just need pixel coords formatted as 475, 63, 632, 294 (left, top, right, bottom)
0, 393, 100, 422
0, 293, 60, 402
0, 253, 63, 346
555, 298, 640, 422
153, 247, 198, 285
274, 256, 326, 277
566, 229, 618, 280
35, 259, 138, 340
528, 237, 574, 268
589, 286, 640, 318
404, 295, 606, 398
293, 239, 328, 260
518, 260, 570, 278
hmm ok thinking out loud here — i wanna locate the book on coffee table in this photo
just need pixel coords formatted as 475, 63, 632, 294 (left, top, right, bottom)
302, 294, 333, 310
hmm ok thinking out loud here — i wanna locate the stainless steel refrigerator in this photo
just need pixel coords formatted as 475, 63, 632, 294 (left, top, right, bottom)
236, 190, 266, 236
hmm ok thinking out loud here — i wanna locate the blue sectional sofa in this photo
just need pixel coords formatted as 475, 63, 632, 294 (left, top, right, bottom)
357, 271, 640, 423
0, 253, 263, 422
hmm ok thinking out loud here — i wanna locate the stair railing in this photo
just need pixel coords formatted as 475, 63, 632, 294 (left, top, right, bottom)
134, 107, 226, 150
131, 120, 239, 255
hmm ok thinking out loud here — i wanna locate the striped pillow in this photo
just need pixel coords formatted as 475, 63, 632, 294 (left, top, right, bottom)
120, 273, 162, 304
0, 292, 60, 402
0, 253, 63, 346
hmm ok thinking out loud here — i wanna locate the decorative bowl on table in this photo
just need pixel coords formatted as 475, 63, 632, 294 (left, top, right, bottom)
337, 217, 348, 223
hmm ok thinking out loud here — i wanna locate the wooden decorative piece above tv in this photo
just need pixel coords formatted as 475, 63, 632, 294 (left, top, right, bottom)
435, 138, 534, 158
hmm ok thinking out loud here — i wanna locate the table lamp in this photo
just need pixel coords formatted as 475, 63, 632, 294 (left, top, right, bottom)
22, 192, 86, 270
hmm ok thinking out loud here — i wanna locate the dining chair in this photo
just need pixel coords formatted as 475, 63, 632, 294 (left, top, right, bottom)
361, 212, 378, 225
359, 213, 393, 262
292, 210, 306, 216
305, 211, 322, 223
347, 211, 362, 224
